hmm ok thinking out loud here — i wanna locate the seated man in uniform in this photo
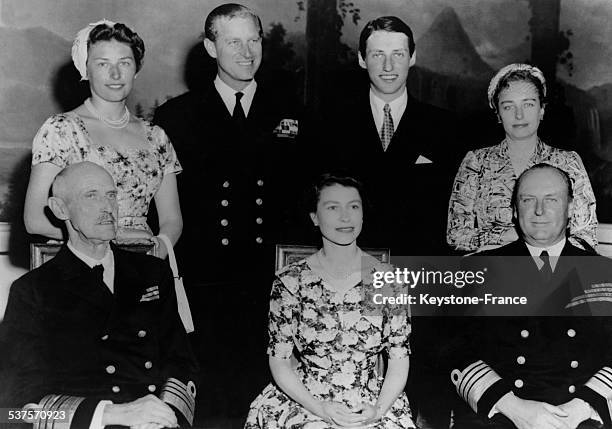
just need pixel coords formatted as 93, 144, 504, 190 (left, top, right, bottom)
1, 162, 198, 428
451, 164, 612, 429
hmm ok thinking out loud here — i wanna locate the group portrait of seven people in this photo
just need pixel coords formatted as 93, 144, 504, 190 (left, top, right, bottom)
1, 2, 612, 429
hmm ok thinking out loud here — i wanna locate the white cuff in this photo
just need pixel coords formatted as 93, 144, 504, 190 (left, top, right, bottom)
89, 400, 112, 429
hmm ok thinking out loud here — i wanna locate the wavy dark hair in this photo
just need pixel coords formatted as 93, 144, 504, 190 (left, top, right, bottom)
88, 22, 145, 72
358, 16, 415, 59
306, 173, 369, 214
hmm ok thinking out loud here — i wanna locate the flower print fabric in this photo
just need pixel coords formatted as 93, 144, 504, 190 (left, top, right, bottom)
447, 139, 597, 252
32, 113, 181, 232
244, 256, 415, 429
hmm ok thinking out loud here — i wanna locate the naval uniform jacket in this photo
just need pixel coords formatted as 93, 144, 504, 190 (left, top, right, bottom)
153, 79, 305, 286
452, 240, 612, 427
1, 245, 199, 428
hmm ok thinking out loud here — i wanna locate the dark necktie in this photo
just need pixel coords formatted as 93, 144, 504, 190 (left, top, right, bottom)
233, 92, 246, 128
380, 103, 394, 151
539, 250, 553, 282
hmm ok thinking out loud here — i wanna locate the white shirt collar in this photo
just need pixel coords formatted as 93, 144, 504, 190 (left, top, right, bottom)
214, 75, 257, 116
525, 237, 566, 271
67, 242, 115, 292
369, 88, 408, 135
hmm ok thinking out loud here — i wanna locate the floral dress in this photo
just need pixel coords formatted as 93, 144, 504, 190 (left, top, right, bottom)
32, 113, 182, 232
244, 256, 415, 429
447, 139, 598, 252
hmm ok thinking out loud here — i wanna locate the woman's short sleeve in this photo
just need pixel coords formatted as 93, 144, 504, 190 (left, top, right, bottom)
152, 125, 182, 176
31, 115, 79, 168
267, 276, 298, 359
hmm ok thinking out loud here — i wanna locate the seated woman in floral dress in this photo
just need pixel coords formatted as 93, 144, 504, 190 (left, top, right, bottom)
245, 174, 414, 428
447, 63, 597, 253
24, 20, 181, 258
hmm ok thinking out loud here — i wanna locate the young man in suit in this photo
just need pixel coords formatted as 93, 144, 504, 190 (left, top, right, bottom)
1, 162, 198, 428
320, 15, 460, 257
153, 3, 306, 418
452, 164, 612, 428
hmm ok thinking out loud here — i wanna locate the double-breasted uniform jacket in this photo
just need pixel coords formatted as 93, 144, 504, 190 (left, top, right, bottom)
319, 89, 461, 256
0, 245, 199, 428
452, 240, 612, 427
153, 78, 306, 286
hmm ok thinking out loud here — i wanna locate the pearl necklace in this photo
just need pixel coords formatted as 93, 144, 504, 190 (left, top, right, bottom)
84, 98, 130, 129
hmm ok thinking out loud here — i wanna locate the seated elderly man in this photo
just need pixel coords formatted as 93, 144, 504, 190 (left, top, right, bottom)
1, 162, 198, 428
451, 163, 612, 429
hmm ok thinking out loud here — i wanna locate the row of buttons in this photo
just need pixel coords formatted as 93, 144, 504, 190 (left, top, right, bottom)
513, 379, 576, 393
220, 198, 263, 207
101, 330, 147, 341
221, 180, 264, 188
111, 385, 156, 393
106, 361, 152, 374
515, 356, 579, 368
520, 329, 576, 338
221, 237, 263, 245
220, 218, 263, 226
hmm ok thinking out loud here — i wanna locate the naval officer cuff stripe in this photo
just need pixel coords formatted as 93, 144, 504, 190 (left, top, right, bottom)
586, 367, 612, 399
32, 394, 85, 429
452, 360, 501, 413
584, 368, 612, 425
160, 378, 196, 425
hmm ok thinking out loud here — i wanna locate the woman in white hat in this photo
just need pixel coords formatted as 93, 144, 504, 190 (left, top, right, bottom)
24, 20, 182, 258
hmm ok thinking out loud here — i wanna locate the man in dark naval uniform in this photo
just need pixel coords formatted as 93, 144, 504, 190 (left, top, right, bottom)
153, 3, 305, 418
452, 164, 612, 428
1, 162, 198, 428
153, 2, 304, 286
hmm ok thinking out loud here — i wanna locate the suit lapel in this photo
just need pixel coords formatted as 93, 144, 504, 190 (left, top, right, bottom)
53, 246, 114, 311
356, 90, 384, 155
390, 96, 428, 163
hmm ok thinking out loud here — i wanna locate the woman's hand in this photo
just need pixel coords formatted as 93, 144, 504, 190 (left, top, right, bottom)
315, 401, 367, 427
351, 402, 381, 426
149, 236, 169, 259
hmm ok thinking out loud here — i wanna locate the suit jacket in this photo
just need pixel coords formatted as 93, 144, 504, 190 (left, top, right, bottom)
319, 89, 461, 256
0, 245, 199, 428
154, 79, 307, 284
451, 240, 612, 427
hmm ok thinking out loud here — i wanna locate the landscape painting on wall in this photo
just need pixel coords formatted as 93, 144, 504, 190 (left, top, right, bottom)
2, 0, 612, 225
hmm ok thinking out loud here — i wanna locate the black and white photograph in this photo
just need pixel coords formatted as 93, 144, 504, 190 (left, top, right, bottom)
2, 0, 612, 428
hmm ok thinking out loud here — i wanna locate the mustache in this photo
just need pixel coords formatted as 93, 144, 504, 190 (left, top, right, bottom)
97, 213, 116, 224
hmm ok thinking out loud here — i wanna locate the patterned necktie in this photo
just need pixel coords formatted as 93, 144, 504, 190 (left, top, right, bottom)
539, 250, 553, 282
380, 103, 394, 151
233, 92, 246, 127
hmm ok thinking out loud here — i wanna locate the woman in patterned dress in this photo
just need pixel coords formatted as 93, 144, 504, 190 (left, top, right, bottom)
24, 20, 181, 258
245, 174, 415, 428
447, 63, 597, 253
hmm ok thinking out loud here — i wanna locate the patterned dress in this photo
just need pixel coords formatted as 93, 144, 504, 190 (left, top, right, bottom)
447, 139, 597, 252
244, 255, 415, 429
32, 113, 182, 232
